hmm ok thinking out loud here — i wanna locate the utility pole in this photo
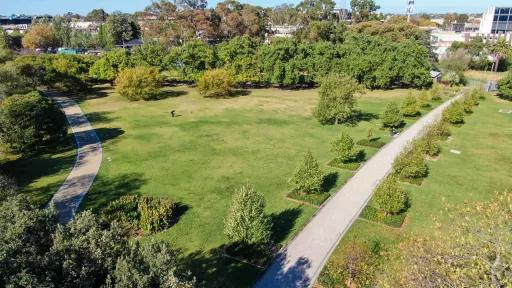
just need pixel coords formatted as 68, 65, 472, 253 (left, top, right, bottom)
406, 0, 415, 22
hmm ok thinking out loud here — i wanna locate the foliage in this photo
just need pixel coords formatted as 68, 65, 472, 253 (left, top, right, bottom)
296, 0, 336, 24
430, 83, 442, 101
115, 66, 162, 101
165, 40, 216, 82
0, 174, 17, 202
418, 136, 441, 158
289, 151, 325, 194
102, 195, 176, 233
439, 48, 470, 85
429, 120, 451, 140
314, 73, 361, 125
22, 24, 56, 50
350, 0, 381, 23
0, 196, 192, 287
131, 41, 169, 71
224, 185, 272, 246
217, 36, 263, 84
196, 69, 235, 98
381, 102, 404, 128
0, 91, 67, 153
105, 11, 140, 46
400, 93, 420, 117
374, 176, 408, 215
85, 8, 109, 22
497, 72, 512, 100
295, 21, 346, 43
89, 49, 133, 82
319, 239, 379, 288
393, 147, 429, 181
442, 101, 465, 124
331, 131, 361, 163
384, 192, 512, 287
418, 90, 431, 108
0, 62, 38, 97
349, 19, 424, 43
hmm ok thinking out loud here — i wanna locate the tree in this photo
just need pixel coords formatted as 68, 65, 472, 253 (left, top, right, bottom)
0, 27, 9, 49
400, 93, 420, 117
383, 192, 512, 287
85, 8, 109, 22
381, 102, 404, 128
350, 0, 380, 23
22, 24, 57, 50
224, 185, 272, 246
115, 67, 162, 101
314, 74, 361, 125
439, 48, 470, 85
105, 11, 140, 46
165, 40, 216, 82
176, 0, 207, 10
331, 131, 360, 163
269, 4, 300, 26
442, 101, 465, 124
89, 49, 132, 82
349, 19, 423, 43
393, 148, 429, 180
131, 41, 169, 71
218, 36, 262, 84
0, 91, 67, 153
289, 150, 324, 194
52, 16, 72, 47
296, 0, 336, 24
497, 71, 512, 100
295, 21, 346, 43
197, 69, 234, 98
374, 176, 408, 215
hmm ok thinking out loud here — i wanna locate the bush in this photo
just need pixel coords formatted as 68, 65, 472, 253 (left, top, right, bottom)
0, 174, 17, 202
331, 131, 362, 163
101, 195, 176, 233
497, 71, 512, 100
381, 102, 404, 128
115, 66, 162, 101
401, 93, 420, 117
429, 120, 451, 140
430, 83, 442, 101
289, 151, 325, 194
393, 148, 429, 180
196, 69, 234, 98
442, 101, 465, 124
224, 185, 272, 246
0, 91, 67, 153
462, 97, 474, 114
419, 137, 442, 157
418, 90, 431, 108
374, 176, 408, 215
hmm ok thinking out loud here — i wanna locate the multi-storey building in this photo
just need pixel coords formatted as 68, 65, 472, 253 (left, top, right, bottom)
480, 6, 512, 34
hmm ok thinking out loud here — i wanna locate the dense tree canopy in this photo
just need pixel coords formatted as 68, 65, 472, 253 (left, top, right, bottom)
350, 0, 380, 23
22, 24, 57, 50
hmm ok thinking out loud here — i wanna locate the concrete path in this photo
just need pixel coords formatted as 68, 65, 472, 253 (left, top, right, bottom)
255, 94, 464, 288
48, 92, 102, 223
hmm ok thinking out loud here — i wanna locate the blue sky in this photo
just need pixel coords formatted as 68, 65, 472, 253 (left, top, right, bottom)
0, 0, 510, 16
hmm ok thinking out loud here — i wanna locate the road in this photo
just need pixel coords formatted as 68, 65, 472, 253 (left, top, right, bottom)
254, 94, 464, 288
48, 93, 102, 223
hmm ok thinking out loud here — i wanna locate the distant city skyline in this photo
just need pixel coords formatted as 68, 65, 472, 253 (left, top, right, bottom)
1, 0, 510, 16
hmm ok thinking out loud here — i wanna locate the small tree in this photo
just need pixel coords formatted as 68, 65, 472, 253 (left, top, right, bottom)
0, 174, 17, 202
314, 74, 362, 125
374, 176, 408, 215
393, 148, 429, 180
331, 131, 361, 163
196, 69, 234, 98
381, 102, 404, 128
289, 151, 324, 194
22, 24, 56, 50
418, 90, 431, 108
442, 101, 465, 124
115, 66, 162, 101
497, 72, 512, 100
224, 185, 272, 246
430, 83, 442, 101
0, 91, 67, 153
400, 93, 420, 117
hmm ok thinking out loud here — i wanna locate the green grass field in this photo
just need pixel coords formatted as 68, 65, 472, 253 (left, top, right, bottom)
4, 84, 445, 286
318, 89, 512, 286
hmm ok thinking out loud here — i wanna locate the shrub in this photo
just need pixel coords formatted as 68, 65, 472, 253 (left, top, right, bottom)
497, 71, 512, 100
0, 91, 67, 153
381, 102, 404, 128
196, 69, 234, 98
0, 174, 17, 202
374, 176, 408, 215
289, 151, 324, 194
115, 66, 162, 101
442, 101, 465, 124
419, 137, 442, 157
418, 90, 431, 108
429, 120, 451, 140
468, 87, 483, 105
224, 185, 272, 246
331, 131, 361, 163
393, 148, 429, 180
462, 97, 474, 114
101, 195, 176, 233
314, 74, 362, 125
401, 93, 420, 117
430, 83, 442, 101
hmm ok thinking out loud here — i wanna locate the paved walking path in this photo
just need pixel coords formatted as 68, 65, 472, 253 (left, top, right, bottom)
48, 92, 102, 223
255, 94, 464, 288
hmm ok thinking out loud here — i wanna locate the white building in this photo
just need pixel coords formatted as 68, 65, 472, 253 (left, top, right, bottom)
480, 6, 512, 34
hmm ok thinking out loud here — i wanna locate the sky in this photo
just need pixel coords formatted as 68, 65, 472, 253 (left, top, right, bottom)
0, 0, 510, 16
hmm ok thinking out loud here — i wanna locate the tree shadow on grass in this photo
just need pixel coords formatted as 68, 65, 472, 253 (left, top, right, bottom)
321, 172, 339, 193
80, 173, 145, 213
344, 111, 380, 126
85, 111, 116, 125
270, 207, 303, 244
171, 202, 190, 226
153, 90, 189, 100
73, 85, 112, 103
94, 127, 125, 144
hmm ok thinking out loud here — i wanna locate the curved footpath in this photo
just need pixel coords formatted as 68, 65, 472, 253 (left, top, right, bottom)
47, 92, 102, 223
255, 93, 465, 288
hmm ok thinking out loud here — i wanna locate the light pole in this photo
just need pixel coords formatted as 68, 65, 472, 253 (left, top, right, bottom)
406, 0, 415, 22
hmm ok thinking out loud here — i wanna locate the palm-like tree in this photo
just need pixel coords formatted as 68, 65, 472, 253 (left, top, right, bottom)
489, 38, 511, 72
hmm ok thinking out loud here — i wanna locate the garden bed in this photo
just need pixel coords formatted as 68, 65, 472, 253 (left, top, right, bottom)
286, 190, 331, 206
327, 159, 362, 171
359, 205, 407, 228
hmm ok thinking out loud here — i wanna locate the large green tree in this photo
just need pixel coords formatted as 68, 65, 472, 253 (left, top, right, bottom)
218, 36, 263, 84
497, 71, 512, 100
165, 40, 216, 82
350, 0, 380, 23
105, 11, 140, 46
314, 73, 361, 125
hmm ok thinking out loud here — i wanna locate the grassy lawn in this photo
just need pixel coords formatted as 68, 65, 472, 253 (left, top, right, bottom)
3, 84, 444, 287
319, 90, 512, 285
